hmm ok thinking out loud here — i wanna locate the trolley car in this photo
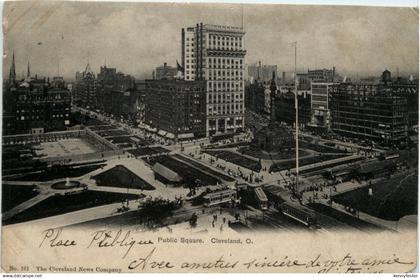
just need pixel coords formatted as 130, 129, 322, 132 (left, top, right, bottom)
203, 189, 237, 207
278, 202, 317, 227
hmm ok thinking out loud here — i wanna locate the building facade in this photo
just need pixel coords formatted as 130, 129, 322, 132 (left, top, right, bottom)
3, 54, 71, 135
307, 67, 336, 83
308, 82, 334, 132
155, 62, 178, 80
11, 83, 71, 134
245, 81, 265, 115
74, 63, 97, 108
145, 80, 207, 139
329, 83, 409, 146
275, 86, 312, 127
248, 62, 277, 83
96, 66, 135, 110
182, 23, 246, 136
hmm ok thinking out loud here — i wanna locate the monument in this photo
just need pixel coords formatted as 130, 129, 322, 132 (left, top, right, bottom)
253, 72, 294, 153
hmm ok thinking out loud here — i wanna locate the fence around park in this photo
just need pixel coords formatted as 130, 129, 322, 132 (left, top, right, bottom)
3, 129, 119, 151
43, 149, 126, 164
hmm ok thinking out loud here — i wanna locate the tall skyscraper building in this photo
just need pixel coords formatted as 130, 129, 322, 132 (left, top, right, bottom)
74, 63, 97, 108
182, 23, 246, 136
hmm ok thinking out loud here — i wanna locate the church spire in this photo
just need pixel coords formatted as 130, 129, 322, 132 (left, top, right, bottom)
270, 71, 277, 122
9, 51, 16, 83
27, 60, 31, 78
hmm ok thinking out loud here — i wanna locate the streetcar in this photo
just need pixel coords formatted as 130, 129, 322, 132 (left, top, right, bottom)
278, 202, 317, 227
203, 189, 237, 207
254, 186, 269, 210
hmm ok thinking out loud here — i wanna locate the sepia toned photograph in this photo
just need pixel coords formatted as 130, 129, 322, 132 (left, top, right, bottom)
1, 1, 419, 274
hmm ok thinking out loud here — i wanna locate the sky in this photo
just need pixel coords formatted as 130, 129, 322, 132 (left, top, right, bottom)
3, 1, 419, 80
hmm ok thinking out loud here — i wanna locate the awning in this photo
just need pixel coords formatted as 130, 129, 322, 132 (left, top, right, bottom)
152, 163, 182, 182
178, 133, 194, 139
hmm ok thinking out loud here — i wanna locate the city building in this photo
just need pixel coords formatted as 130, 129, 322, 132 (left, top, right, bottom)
3, 53, 71, 135
245, 81, 265, 115
51, 76, 65, 88
13, 86, 71, 134
329, 70, 418, 146
275, 85, 312, 128
74, 63, 97, 108
102, 89, 139, 120
155, 62, 178, 80
296, 73, 311, 90
248, 62, 277, 84
329, 82, 409, 146
391, 81, 418, 129
145, 79, 207, 140
96, 65, 135, 110
182, 23, 246, 136
307, 67, 336, 82
134, 80, 147, 125
307, 82, 335, 132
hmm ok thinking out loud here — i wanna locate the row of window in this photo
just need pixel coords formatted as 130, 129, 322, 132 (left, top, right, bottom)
208, 70, 243, 77
209, 34, 243, 49
185, 64, 243, 70
207, 110, 244, 116
16, 114, 68, 120
208, 93, 243, 100
208, 103, 244, 112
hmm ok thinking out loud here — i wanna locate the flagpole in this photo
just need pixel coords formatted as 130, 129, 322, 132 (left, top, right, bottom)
294, 42, 299, 197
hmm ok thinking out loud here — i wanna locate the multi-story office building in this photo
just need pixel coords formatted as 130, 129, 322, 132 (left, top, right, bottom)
14, 87, 71, 134
181, 23, 246, 136
74, 63, 97, 108
329, 83, 409, 146
96, 65, 135, 109
145, 79, 207, 140
329, 70, 418, 146
245, 81, 265, 115
102, 90, 139, 119
308, 82, 334, 131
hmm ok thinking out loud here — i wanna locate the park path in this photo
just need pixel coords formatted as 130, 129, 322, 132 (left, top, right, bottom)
2, 180, 39, 186
2, 193, 51, 221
